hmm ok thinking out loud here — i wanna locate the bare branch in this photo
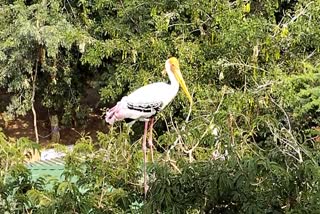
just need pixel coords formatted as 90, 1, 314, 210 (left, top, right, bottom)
287, 2, 314, 25
185, 88, 226, 161
269, 96, 292, 132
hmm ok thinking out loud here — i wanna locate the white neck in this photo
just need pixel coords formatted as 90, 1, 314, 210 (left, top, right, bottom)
165, 60, 179, 91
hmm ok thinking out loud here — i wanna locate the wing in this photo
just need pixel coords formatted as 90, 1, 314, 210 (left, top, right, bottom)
105, 82, 178, 124
123, 82, 176, 110
127, 101, 163, 113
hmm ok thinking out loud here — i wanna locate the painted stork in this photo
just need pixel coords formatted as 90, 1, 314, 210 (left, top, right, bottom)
105, 57, 193, 197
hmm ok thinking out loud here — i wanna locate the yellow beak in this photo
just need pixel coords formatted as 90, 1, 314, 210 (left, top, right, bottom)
174, 69, 193, 106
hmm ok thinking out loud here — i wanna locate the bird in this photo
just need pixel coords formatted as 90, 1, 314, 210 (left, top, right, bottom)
105, 57, 193, 197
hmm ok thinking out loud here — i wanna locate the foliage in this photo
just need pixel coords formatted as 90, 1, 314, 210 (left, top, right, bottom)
0, 0, 92, 124
0, 0, 319, 213
147, 157, 320, 213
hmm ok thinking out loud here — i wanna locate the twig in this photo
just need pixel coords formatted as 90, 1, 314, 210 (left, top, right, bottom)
168, 22, 194, 28
228, 113, 235, 147
266, 122, 303, 163
119, 0, 138, 27
98, 179, 107, 208
185, 89, 226, 162
66, 0, 76, 19
269, 96, 291, 132
305, 50, 316, 60
222, 61, 268, 73
287, 2, 314, 25
169, 160, 181, 173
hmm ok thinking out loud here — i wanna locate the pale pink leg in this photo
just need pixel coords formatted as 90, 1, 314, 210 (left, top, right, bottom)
142, 121, 148, 199
148, 118, 154, 163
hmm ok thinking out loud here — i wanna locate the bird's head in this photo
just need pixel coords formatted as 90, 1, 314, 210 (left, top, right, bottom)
164, 57, 193, 106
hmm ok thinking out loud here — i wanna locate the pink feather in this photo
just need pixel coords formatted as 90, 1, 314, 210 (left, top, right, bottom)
105, 103, 125, 124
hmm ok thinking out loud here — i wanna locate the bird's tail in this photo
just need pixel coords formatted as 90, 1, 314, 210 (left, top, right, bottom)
105, 103, 121, 125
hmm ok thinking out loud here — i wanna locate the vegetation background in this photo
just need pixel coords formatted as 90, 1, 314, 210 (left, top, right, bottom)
0, 0, 319, 213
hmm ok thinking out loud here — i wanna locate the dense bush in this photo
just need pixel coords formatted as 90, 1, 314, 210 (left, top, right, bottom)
1, 128, 320, 213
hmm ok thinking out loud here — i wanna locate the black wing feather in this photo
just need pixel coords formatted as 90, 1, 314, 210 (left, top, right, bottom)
127, 101, 163, 113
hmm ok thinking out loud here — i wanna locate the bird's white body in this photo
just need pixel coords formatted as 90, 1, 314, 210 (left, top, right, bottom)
105, 59, 181, 124
123, 82, 179, 117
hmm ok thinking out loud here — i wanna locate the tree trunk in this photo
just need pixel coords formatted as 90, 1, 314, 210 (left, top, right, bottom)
31, 57, 39, 144
50, 114, 60, 143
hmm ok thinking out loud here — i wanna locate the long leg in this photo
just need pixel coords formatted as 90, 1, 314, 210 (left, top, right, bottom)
148, 117, 155, 163
142, 120, 148, 199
